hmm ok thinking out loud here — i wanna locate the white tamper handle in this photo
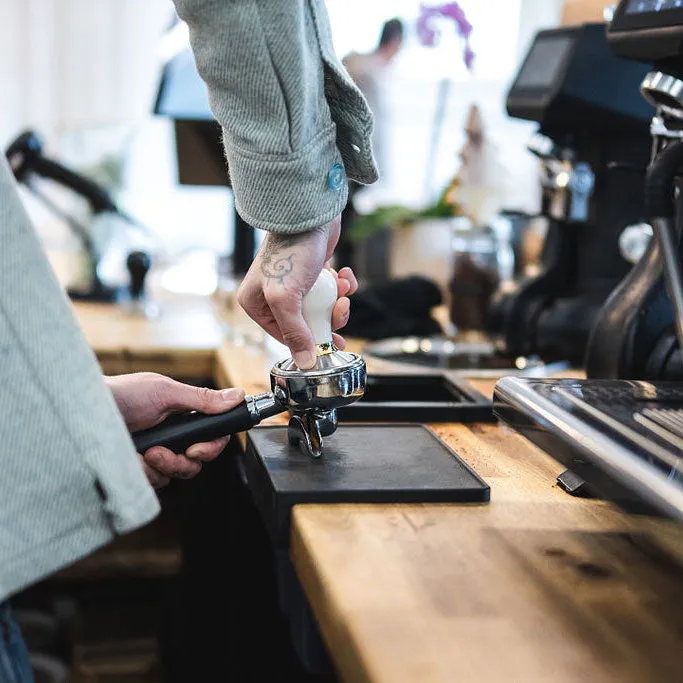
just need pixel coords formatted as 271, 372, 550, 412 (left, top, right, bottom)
302, 268, 337, 353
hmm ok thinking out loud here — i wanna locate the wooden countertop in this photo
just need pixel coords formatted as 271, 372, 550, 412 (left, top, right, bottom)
68, 288, 683, 681
216, 307, 683, 683
72, 293, 225, 378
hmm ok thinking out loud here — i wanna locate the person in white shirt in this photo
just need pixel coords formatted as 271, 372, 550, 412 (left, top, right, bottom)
338, 18, 404, 267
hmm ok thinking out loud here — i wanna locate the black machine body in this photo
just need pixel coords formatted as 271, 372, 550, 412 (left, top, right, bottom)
488, 23, 654, 366
608, 0, 683, 73
495, 1, 683, 524
587, 1, 683, 380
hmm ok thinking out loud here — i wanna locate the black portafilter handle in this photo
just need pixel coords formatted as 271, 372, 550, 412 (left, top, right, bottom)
126, 250, 151, 300
131, 393, 286, 454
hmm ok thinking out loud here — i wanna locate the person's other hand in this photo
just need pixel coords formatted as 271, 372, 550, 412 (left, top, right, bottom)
237, 215, 359, 369
105, 373, 245, 488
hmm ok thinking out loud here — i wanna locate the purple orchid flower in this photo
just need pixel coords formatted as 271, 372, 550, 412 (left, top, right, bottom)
416, 2, 475, 70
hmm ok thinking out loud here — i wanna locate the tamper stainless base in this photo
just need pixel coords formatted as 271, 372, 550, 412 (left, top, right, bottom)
270, 348, 365, 457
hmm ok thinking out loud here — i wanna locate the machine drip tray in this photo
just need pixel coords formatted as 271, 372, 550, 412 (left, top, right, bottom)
494, 377, 683, 522
337, 373, 493, 423
244, 425, 490, 547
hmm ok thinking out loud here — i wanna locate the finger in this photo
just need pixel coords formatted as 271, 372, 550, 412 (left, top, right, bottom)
332, 297, 351, 331
239, 266, 301, 348
143, 446, 203, 479
265, 290, 316, 369
160, 380, 246, 416
237, 280, 292, 345
332, 332, 347, 349
236, 295, 287, 345
186, 435, 231, 462
324, 264, 351, 297
336, 277, 351, 298
337, 267, 358, 295
139, 455, 170, 489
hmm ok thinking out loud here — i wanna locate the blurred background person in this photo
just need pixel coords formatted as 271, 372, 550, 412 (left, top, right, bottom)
343, 18, 404, 176
337, 18, 404, 269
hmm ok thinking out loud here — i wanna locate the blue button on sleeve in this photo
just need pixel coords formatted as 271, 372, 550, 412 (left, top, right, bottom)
328, 163, 345, 191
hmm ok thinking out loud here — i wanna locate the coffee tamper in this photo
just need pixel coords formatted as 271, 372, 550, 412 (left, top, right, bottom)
131, 269, 366, 458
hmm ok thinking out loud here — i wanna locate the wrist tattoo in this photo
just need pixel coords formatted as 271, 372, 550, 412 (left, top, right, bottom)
260, 252, 294, 285
258, 230, 321, 285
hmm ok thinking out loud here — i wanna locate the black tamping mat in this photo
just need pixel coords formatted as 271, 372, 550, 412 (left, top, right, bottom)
244, 425, 490, 547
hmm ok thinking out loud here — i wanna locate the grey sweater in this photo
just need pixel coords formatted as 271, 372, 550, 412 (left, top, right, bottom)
0, 155, 160, 603
173, 0, 379, 232
0, 0, 376, 602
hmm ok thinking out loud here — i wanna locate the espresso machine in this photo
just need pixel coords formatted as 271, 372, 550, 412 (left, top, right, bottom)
494, 0, 683, 521
487, 23, 654, 365
367, 25, 654, 374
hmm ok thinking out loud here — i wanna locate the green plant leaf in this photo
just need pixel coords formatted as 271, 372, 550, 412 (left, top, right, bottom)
349, 205, 424, 241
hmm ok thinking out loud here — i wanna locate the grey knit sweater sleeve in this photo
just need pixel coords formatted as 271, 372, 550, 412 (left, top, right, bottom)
0, 154, 160, 603
172, 0, 379, 233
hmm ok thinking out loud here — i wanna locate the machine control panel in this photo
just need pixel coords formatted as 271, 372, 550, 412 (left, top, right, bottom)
626, 0, 683, 13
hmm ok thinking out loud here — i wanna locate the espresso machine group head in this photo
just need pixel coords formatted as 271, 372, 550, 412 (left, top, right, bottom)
132, 269, 366, 458
488, 23, 654, 365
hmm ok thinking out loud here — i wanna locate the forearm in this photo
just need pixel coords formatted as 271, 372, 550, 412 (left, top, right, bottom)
172, 0, 377, 233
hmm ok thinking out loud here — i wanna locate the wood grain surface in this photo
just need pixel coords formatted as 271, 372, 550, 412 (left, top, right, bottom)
70, 286, 683, 682
214, 306, 683, 683
290, 425, 683, 683
72, 294, 224, 378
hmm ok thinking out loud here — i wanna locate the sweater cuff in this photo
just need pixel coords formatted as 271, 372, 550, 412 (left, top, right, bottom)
225, 124, 348, 234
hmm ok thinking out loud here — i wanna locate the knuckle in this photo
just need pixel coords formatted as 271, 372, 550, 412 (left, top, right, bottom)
194, 385, 214, 409
281, 329, 310, 349
264, 286, 299, 306
150, 375, 176, 412
236, 285, 249, 310
237, 278, 260, 306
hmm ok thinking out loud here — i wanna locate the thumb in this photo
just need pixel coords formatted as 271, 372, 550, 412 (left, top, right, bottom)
161, 381, 246, 415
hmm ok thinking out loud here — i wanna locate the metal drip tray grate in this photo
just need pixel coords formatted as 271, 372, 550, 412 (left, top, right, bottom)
494, 377, 683, 522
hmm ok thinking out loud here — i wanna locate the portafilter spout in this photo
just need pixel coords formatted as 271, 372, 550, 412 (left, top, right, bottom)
132, 269, 366, 458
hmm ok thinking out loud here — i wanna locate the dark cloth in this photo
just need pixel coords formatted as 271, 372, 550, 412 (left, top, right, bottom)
337, 181, 361, 271
344, 276, 443, 340
0, 603, 34, 683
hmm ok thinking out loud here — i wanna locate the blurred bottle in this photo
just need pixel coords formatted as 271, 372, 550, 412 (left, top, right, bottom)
449, 219, 500, 334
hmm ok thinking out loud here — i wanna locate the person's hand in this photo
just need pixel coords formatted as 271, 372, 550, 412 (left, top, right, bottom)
105, 373, 245, 489
237, 215, 358, 369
